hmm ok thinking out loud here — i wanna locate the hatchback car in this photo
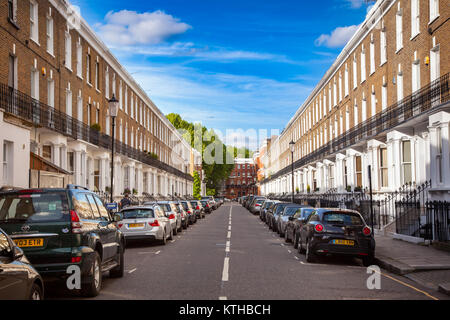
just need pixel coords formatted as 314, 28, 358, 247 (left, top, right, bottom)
118, 205, 173, 245
297, 209, 375, 266
266, 203, 291, 232
259, 200, 277, 222
284, 207, 316, 247
0, 228, 44, 300
190, 200, 205, 219
0, 185, 125, 297
200, 200, 212, 214
276, 205, 313, 237
249, 198, 266, 215
180, 201, 197, 224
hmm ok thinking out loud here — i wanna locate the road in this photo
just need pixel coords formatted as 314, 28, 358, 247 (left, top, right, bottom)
46, 203, 449, 300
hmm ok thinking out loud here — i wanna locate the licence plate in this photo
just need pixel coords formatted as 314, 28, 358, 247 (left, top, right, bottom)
332, 239, 355, 246
14, 238, 44, 248
128, 223, 144, 228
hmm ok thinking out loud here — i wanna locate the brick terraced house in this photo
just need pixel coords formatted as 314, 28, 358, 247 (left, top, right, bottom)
259, 0, 449, 241
225, 158, 258, 199
0, 0, 196, 199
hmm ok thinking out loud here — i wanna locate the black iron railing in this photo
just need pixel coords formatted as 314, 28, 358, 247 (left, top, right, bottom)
262, 73, 449, 183
426, 201, 450, 242
0, 83, 193, 181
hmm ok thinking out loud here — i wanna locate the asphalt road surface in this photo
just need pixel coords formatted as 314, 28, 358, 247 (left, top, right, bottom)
46, 203, 449, 300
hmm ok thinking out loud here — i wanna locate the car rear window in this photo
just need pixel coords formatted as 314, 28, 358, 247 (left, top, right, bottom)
159, 204, 172, 212
284, 207, 301, 216
323, 212, 364, 226
122, 209, 154, 219
275, 204, 287, 214
256, 200, 265, 204
0, 191, 69, 223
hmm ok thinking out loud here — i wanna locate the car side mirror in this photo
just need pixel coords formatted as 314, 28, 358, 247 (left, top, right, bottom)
13, 246, 24, 260
113, 213, 123, 222
288, 216, 294, 221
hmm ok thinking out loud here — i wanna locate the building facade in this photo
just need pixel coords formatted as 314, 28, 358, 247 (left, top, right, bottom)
225, 158, 258, 199
0, 0, 195, 198
261, 0, 449, 212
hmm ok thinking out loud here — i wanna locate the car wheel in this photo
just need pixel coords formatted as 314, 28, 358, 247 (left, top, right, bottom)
173, 225, 178, 236
29, 282, 43, 300
284, 229, 290, 243
110, 243, 124, 278
298, 236, 306, 254
305, 239, 316, 263
81, 252, 102, 297
161, 232, 167, 245
293, 232, 299, 249
168, 228, 174, 241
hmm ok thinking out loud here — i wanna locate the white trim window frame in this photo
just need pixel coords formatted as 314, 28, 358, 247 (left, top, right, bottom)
46, 15, 54, 56
396, 5, 403, 52
411, 0, 420, 39
380, 22, 387, 65
429, 0, 439, 23
65, 30, 72, 70
30, 1, 39, 44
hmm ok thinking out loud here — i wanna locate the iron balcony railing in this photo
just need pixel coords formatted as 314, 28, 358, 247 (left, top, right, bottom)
263, 73, 449, 183
0, 83, 193, 182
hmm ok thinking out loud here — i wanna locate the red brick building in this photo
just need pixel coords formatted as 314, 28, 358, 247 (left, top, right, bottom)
225, 158, 258, 199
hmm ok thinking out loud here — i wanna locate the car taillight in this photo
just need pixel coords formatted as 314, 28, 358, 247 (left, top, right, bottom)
363, 226, 372, 236
188, 210, 191, 214
255, 204, 261, 207
71, 257, 82, 263
315, 224, 324, 233
118, 224, 123, 228
206, 204, 210, 208
70, 210, 83, 234
197, 205, 200, 210
169, 214, 175, 219
150, 220, 160, 227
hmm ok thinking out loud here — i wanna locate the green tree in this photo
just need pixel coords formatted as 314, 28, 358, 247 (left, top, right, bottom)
193, 171, 201, 200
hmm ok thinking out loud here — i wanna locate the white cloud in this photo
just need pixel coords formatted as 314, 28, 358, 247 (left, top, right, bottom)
315, 25, 359, 48
347, 0, 365, 8
97, 10, 191, 45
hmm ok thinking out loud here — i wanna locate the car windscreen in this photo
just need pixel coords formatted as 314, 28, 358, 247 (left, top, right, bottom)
323, 212, 364, 226
300, 208, 315, 218
181, 202, 191, 210
122, 209, 154, 219
0, 191, 70, 223
200, 201, 207, 205
190, 202, 198, 207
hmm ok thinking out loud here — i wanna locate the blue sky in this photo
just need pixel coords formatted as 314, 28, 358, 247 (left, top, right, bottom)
71, 0, 374, 150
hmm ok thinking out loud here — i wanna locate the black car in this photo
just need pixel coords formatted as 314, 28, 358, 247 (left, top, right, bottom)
180, 201, 197, 224
297, 208, 375, 266
276, 205, 312, 237
0, 228, 44, 300
0, 185, 125, 297
266, 203, 291, 232
259, 200, 275, 222
285, 207, 316, 247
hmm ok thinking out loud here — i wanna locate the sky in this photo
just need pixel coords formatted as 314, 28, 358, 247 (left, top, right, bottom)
70, 0, 375, 150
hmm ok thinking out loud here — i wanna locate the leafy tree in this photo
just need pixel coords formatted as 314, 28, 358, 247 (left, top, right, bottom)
193, 171, 201, 200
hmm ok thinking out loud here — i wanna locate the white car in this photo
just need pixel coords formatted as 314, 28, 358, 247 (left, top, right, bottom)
118, 205, 173, 245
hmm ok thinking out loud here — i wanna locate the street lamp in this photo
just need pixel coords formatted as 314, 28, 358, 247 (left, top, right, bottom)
289, 140, 295, 203
108, 94, 119, 203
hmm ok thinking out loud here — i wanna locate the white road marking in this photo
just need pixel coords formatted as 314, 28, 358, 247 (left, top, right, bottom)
288, 250, 292, 254
171, 240, 176, 243
227, 231, 231, 239
128, 268, 137, 274
294, 256, 299, 260
222, 257, 230, 282
219, 296, 228, 300
155, 251, 161, 255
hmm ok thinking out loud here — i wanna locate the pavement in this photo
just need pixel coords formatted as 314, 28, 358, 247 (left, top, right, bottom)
374, 233, 450, 296
45, 203, 449, 300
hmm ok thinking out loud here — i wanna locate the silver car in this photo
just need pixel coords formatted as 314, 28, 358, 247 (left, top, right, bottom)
157, 201, 183, 235
249, 198, 266, 214
118, 205, 173, 245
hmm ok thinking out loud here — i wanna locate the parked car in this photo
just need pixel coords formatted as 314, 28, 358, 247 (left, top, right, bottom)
200, 200, 212, 214
249, 198, 266, 215
297, 208, 375, 266
180, 201, 197, 224
259, 200, 277, 222
118, 205, 173, 244
201, 197, 217, 210
190, 200, 205, 219
266, 203, 292, 232
158, 201, 183, 235
0, 227, 44, 300
175, 203, 189, 229
276, 205, 313, 238
0, 185, 125, 297
285, 207, 316, 247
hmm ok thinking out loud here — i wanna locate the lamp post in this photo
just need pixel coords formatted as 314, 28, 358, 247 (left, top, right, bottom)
289, 140, 295, 203
108, 94, 119, 203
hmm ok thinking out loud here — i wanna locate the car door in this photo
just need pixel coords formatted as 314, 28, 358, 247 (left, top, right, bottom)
94, 195, 119, 260
86, 194, 114, 261
155, 207, 170, 236
0, 231, 28, 300
300, 212, 316, 244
